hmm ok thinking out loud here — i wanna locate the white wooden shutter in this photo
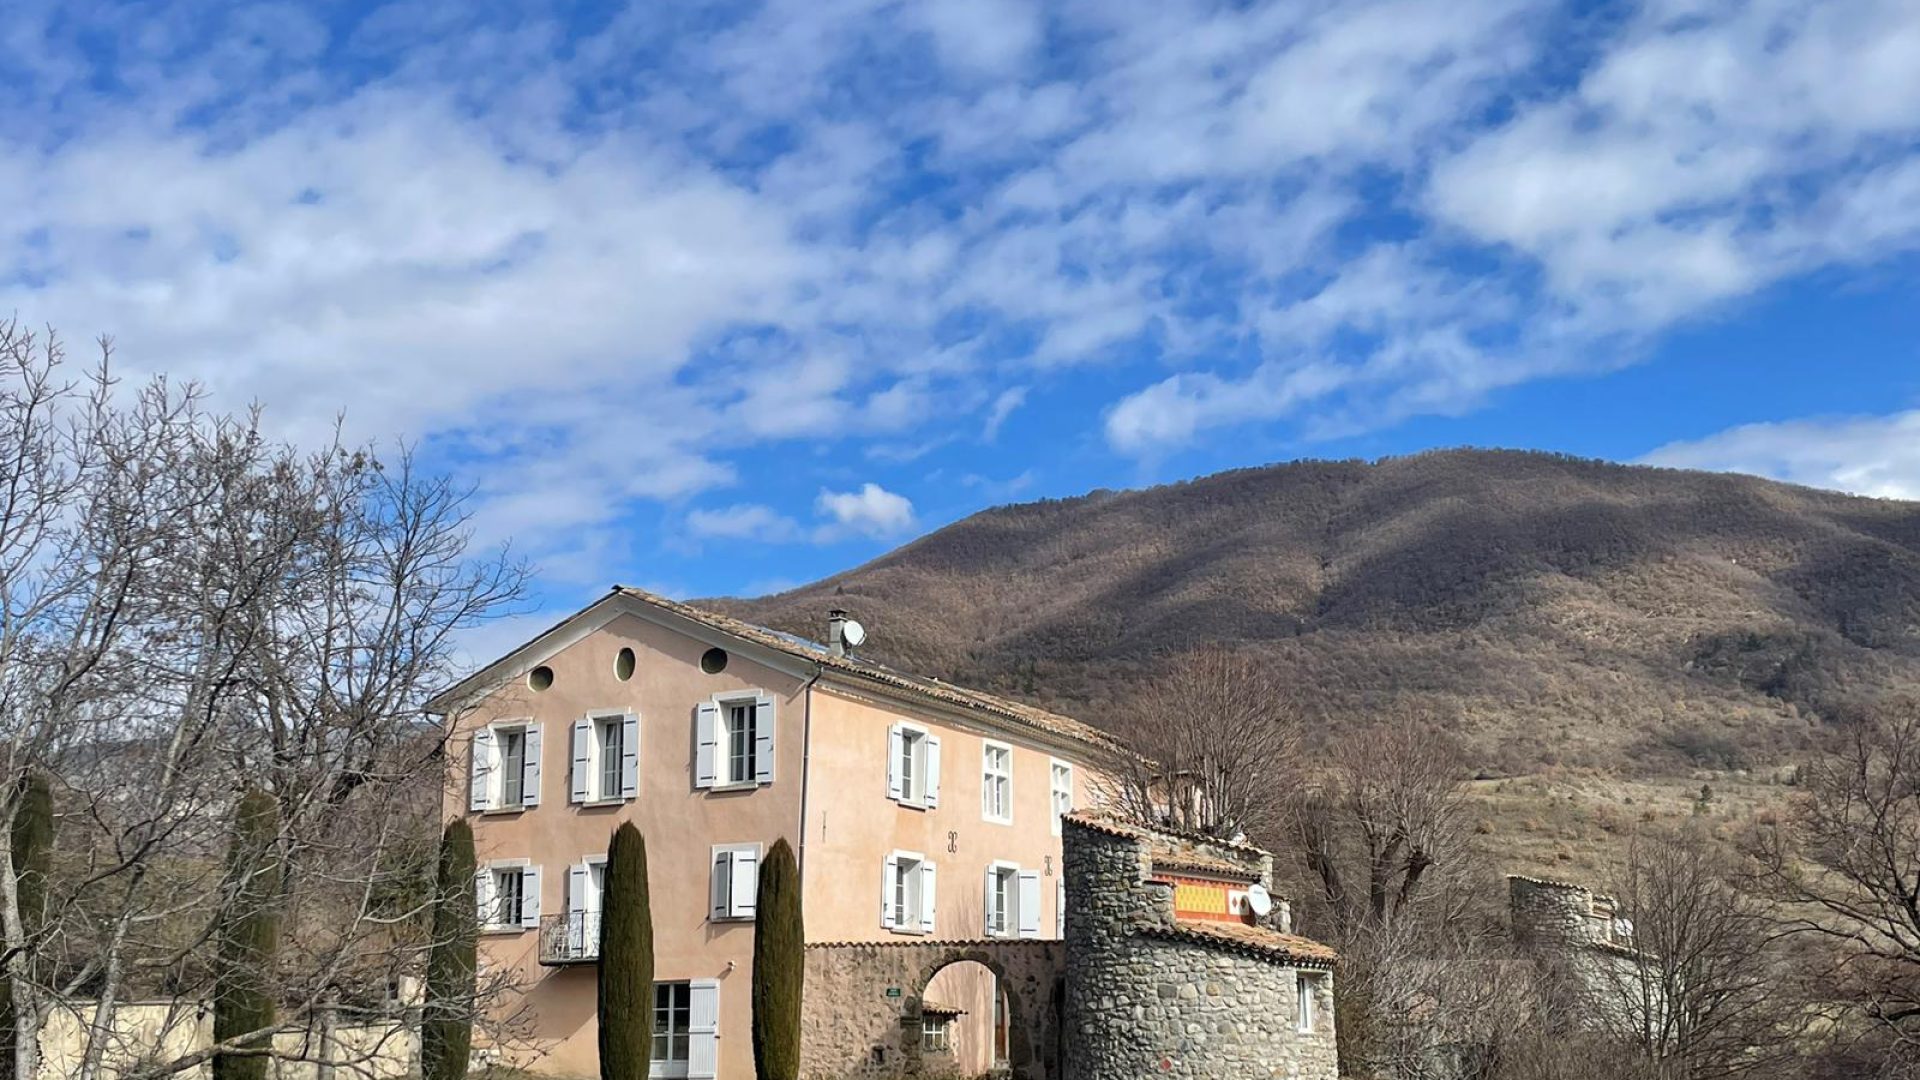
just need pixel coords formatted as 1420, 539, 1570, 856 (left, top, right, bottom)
694, 702, 719, 788
919, 861, 937, 933
468, 729, 494, 811
753, 695, 776, 784
520, 865, 542, 927
730, 848, 759, 919
983, 868, 998, 934
924, 735, 942, 809
880, 855, 898, 930
710, 851, 731, 921
521, 723, 542, 807
1017, 870, 1042, 939
687, 979, 721, 1079
568, 864, 589, 953
570, 719, 592, 804
620, 713, 640, 799
887, 725, 905, 802
474, 867, 493, 925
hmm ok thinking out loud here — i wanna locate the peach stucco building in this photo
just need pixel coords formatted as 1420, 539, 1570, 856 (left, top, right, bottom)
427, 587, 1120, 1079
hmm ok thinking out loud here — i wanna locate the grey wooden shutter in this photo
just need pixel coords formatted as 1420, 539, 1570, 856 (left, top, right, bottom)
710, 851, 730, 921
752, 694, 776, 784
924, 735, 942, 808
730, 848, 759, 919
694, 702, 719, 788
520, 865, 542, 927
620, 713, 640, 799
521, 723, 542, 807
919, 861, 937, 933
1017, 870, 1042, 938
468, 729, 494, 811
887, 725, 905, 802
880, 855, 898, 930
570, 719, 592, 803
568, 864, 589, 954
687, 980, 720, 1079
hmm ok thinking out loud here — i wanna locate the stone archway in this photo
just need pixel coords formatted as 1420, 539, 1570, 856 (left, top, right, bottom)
801, 940, 1065, 1080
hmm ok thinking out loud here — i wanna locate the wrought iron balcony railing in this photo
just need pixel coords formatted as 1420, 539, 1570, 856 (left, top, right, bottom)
538, 911, 601, 965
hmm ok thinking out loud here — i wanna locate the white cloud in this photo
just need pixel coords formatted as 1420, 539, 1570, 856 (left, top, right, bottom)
1642, 411, 1920, 501
981, 386, 1028, 441
814, 483, 918, 540
686, 504, 803, 543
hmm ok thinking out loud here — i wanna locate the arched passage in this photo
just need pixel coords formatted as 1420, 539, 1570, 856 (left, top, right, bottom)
801, 940, 1064, 1079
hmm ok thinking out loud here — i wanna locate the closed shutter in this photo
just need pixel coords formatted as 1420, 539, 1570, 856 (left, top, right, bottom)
694, 702, 719, 789
474, 867, 493, 925
887, 725, 905, 802
880, 855, 898, 930
468, 729, 493, 811
753, 695, 776, 784
620, 713, 640, 799
570, 719, 592, 804
520, 865, 542, 928
1017, 870, 1041, 939
919, 861, 937, 934
730, 848, 759, 919
687, 979, 720, 1079
983, 867, 998, 935
568, 864, 589, 953
521, 724, 542, 807
924, 735, 941, 808
710, 851, 731, 922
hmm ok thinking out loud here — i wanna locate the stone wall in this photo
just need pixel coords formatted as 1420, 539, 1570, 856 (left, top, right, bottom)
1508, 875, 1652, 1033
1060, 817, 1338, 1080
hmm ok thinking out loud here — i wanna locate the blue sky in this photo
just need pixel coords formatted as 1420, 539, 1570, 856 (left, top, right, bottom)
5, 0, 1920, 644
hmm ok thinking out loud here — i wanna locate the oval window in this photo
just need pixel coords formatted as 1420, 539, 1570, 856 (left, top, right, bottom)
528, 665, 554, 691
700, 647, 729, 675
615, 647, 636, 682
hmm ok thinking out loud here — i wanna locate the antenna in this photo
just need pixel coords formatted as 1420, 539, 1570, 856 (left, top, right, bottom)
841, 619, 867, 649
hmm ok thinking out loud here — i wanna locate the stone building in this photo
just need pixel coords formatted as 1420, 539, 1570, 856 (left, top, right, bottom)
1060, 813, 1339, 1080
1508, 875, 1650, 1031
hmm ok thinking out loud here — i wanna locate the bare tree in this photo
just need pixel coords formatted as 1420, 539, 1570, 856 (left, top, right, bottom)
1100, 645, 1304, 842
0, 324, 530, 1079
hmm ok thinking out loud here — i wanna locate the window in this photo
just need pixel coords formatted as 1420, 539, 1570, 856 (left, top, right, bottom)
571, 713, 637, 803
470, 723, 541, 811
710, 845, 760, 922
982, 742, 1013, 824
986, 863, 1018, 937
1050, 759, 1073, 835
888, 724, 941, 808
1297, 973, 1321, 1033
649, 980, 719, 1079
653, 982, 691, 1070
921, 1016, 953, 1053
1056, 879, 1066, 938
476, 862, 539, 930
696, 694, 773, 789
599, 718, 624, 798
615, 647, 636, 681
883, 851, 935, 934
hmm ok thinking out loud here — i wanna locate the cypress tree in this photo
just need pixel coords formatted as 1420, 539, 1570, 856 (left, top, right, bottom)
0, 772, 52, 1080
751, 837, 802, 1080
599, 822, 653, 1080
212, 788, 282, 1080
421, 819, 477, 1080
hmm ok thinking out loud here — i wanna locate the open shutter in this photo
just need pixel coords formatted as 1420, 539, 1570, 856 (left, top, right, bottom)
568, 864, 589, 953
474, 867, 493, 925
984, 868, 998, 935
880, 855, 898, 930
710, 851, 731, 921
924, 735, 941, 809
887, 725, 905, 801
687, 979, 720, 1079
468, 729, 494, 811
521, 724, 542, 807
919, 861, 937, 934
730, 848, 759, 919
520, 865, 542, 928
694, 702, 719, 788
570, 719, 592, 803
620, 713, 640, 799
753, 695, 776, 784
1017, 870, 1042, 939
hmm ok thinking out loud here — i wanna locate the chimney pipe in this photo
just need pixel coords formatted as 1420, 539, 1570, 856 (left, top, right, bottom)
827, 609, 849, 657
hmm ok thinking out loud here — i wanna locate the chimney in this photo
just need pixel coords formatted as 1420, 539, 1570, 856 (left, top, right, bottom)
827, 609, 849, 657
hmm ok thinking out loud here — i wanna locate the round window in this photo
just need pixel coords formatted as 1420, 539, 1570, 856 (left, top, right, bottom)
700, 647, 729, 675
615, 647, 636, 682
528, 665, 554, 691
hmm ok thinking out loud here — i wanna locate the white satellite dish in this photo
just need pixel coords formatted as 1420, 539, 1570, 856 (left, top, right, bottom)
1245, 883, 1274, 918
841, 619, 867, 648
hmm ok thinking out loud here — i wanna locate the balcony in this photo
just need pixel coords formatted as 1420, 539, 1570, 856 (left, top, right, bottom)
538, 912, 601, 965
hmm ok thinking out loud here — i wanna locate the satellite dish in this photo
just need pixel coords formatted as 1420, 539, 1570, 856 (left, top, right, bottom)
841, 620, 867, 648
1245, 884, 1274, 918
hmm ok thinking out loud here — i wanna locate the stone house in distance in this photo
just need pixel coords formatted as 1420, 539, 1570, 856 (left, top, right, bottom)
428, 586, 1340, 1079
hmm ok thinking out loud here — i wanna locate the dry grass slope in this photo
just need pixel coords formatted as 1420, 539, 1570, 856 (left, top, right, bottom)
718, 449, 1920, 775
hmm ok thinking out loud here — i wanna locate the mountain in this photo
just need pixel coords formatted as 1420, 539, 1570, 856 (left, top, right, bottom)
716, 450, 1920, 774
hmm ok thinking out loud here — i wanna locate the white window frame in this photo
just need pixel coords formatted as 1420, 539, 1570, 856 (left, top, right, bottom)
651, 980, 693, 1078
889, 722, 941, 809
477, 859, 538, 932
985, 861, 1020, 938
475, 720, 541, 811
883, 849, 935, 935
1049, 758, 1074, 837
593, 713, 626, 801
709, 843, 762, 923
981, 740, 1014, 825
698, 691, 775, 790
1297, 972, 1323, 1033
921, 1015, 953, 1053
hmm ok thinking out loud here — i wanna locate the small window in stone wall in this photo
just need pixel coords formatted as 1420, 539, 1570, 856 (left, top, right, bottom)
1297, 973, 1321, 1033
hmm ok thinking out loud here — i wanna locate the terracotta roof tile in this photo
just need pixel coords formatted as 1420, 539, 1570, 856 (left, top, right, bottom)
1141, 920, 1338, 968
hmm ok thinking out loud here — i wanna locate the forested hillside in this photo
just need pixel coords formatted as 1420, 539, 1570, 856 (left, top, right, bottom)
720, 450, 1920, 774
